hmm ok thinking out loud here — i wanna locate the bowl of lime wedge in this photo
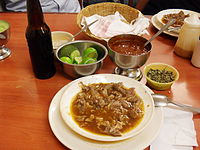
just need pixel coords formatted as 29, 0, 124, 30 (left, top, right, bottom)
55, 40, 108, 78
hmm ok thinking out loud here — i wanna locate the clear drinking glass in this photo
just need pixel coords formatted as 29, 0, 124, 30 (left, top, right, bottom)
0, 20, 11, 60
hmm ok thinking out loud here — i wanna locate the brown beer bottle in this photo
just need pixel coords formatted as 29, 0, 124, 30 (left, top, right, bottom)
25, 0, 56, 79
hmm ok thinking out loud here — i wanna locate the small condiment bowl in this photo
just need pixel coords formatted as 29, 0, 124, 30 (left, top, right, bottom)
51, 31, 75, 54
55, 40, 108, 79
143, 63, 179, 90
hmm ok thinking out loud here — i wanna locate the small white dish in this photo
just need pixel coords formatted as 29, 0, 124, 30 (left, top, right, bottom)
48, 76, 163, 150
51, 31, 74, 51
59, 74, 155, 141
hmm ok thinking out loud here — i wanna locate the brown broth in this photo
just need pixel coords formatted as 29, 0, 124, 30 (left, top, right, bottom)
109, 40, 148, 55
161, 11, 189, 27
70, 83, 144, 136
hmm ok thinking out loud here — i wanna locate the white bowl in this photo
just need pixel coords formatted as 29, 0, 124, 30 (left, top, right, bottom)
59, 74, 155, 141
51, 31, 75, 51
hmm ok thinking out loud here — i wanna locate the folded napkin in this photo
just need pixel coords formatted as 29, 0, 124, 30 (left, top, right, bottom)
81, 11, 150, 40
150, 107, 198, 150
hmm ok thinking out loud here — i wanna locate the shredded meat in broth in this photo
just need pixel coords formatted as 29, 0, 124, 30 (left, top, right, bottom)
162, 11, 190, 27
71, 82, 144, 136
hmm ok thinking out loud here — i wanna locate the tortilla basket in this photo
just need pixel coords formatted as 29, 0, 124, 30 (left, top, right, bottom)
76, 2, 142, 40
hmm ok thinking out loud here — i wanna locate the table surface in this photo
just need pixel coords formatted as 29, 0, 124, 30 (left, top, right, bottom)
0, 12, 199, 150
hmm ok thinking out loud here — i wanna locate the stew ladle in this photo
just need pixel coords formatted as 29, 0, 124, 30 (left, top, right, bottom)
144, 19, 176, 47
152, 93, 200, 114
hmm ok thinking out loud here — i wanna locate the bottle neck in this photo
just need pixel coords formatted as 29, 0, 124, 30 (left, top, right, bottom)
26, 0, 44, 27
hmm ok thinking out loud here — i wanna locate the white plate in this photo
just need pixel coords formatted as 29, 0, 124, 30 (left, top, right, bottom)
59, 74, 155, 141
151, 14, 179, 37
156, 9, 200, 27
48, 74, 164, 150
152, 9, 200, 36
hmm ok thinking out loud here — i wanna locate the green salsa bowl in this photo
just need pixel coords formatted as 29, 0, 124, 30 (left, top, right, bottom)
143, 63, 179, 90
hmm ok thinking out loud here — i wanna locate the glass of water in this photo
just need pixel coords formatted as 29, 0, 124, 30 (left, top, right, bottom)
0, 20, 11, 60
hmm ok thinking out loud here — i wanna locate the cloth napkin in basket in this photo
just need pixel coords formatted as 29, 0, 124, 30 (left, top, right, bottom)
150, 107, 198, 150
81, 11, 150, 40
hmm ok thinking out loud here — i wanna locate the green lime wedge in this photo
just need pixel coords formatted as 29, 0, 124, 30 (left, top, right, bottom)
83, 47, 98, 59
70, 50, 80, 62
60, 45, 78, 57
82, 57, 97, 64
60, 56, 73, 64
74, 56, 83, 64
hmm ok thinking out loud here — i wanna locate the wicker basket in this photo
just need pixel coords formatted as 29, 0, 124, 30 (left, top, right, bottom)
76, 2, 141, 40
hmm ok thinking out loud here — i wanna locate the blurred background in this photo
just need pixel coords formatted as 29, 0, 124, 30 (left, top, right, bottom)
1, 0, 200, 15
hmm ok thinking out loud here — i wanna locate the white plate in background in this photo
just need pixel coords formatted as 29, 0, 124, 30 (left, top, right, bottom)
151, 14, 179, 37
156, 9, 200, 33
156, 9, 200, 25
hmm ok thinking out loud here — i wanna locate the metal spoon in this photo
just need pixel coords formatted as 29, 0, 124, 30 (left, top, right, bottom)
167, 26, 180, 32
144, 19, 176, 47
68, 19, 98, 41
152, 93, 200, 114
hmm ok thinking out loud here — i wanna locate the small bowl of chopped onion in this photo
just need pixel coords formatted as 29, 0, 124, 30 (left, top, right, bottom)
143, 63, 179, 90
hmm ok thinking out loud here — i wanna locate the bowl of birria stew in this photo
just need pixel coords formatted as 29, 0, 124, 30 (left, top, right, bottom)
59, 74, 154, 141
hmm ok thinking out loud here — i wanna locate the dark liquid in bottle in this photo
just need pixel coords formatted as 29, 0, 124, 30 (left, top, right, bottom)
26, 25, 55, 79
